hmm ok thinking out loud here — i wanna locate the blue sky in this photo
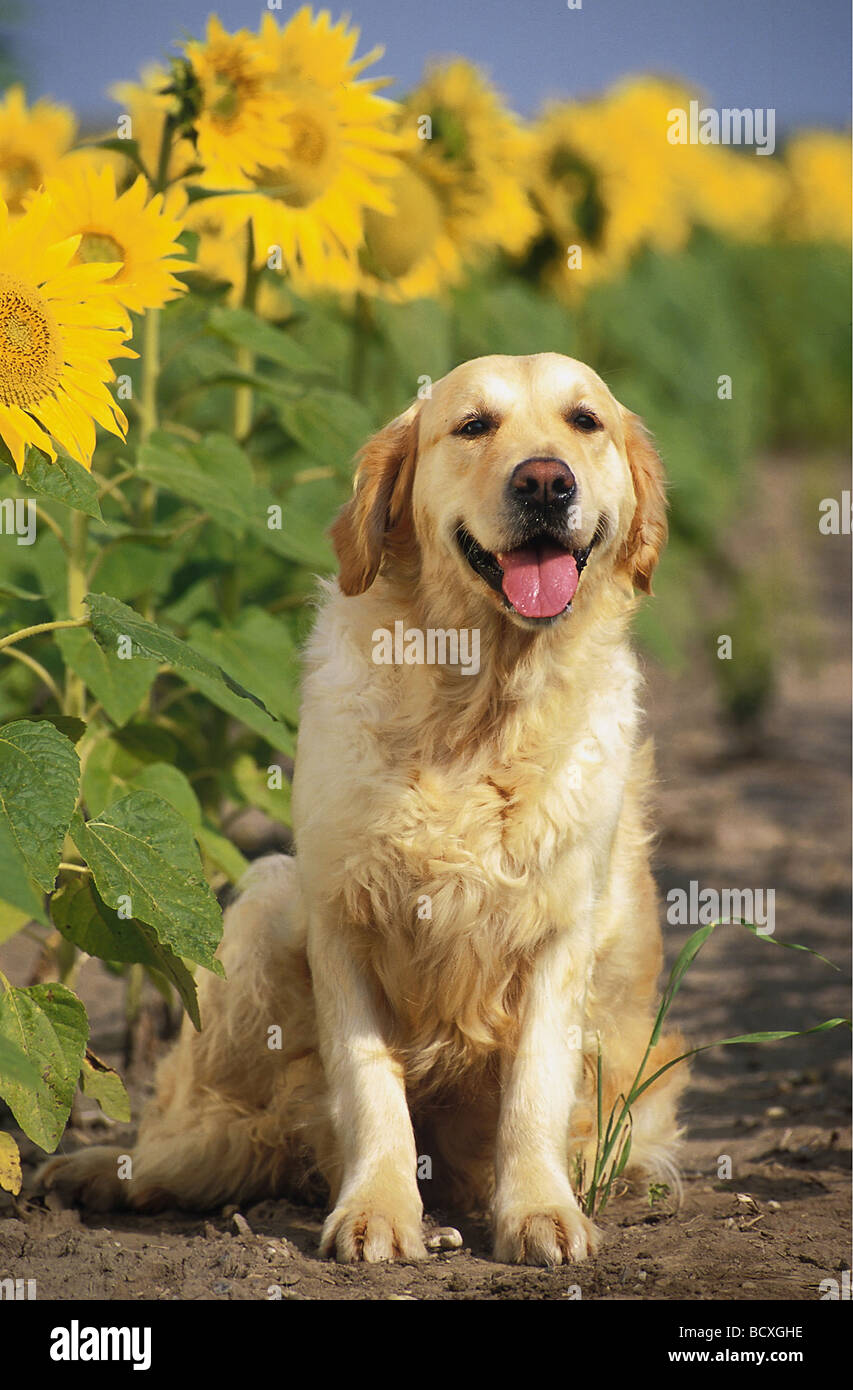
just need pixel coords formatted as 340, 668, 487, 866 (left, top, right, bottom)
2, 0, 850, 133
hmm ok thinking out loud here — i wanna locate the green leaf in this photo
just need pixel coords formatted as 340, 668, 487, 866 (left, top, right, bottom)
50, 877, 201, 1029
0, 900, 37, 942
188, 608, 299, 725
231, 753, 292, 828
71, 792, 224, 977
0, 983, 88, 1152
276, 388, 376, 476
0, 1033, 41, 1089
80, 1048, 131, 1122
126, 763, 201, 828
86, 593, 268, 712
137, 431, 335, 568
0, 719, 80, 891
19, 451, 103, 520
209, 304, 326, 376
56, 628, 158, 727
86, 595, 295, 755
196, 825, 248, 884
137, 431, 255, 536
40, 717, 87, 745
0, 822, 48, 927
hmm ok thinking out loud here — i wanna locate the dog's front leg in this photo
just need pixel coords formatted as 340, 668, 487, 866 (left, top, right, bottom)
493, 925, 601, 1266
307, 917, 426, 1263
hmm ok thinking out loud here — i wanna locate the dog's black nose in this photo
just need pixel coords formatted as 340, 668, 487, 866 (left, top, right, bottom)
509, 457, 577, 510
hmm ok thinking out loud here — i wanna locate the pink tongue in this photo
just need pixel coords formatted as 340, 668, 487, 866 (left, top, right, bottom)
498, 541, 579, 619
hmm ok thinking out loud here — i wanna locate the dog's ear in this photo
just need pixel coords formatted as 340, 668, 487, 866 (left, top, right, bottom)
330, 403, 420, 596
619, 409, 668, 595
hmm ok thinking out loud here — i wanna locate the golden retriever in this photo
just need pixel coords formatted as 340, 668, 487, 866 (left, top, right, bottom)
41, 352, 686, 1266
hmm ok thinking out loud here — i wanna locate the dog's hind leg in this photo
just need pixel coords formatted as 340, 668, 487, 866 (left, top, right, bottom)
38, 855, 336, 1212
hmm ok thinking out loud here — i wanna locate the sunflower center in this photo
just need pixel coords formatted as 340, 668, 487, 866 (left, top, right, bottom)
0, 155, 42, 213
548, 146, 607, 244
431, 106, 471, 166
254, 109, 334, 208
362, 166, 443, 279
0, 271, 62, 408
77, 231, 125, 273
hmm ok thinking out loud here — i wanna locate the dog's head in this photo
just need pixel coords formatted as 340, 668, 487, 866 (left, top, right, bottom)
331, 353, 667, 628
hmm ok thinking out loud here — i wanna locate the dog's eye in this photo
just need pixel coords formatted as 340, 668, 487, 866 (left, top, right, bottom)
569, 409, 603, 433
455, 416, 494, 438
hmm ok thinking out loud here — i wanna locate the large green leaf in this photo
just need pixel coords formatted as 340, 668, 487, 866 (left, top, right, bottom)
136, 431, 335, 569
71, 792, 224, 977
137, 431, 255, 535
86, 593, 267, 710
188, 608, 300, 725
209, 304, 328, 376
19, 451, 103, 520
0, 983, 88, 1152
51, 877, 201, 1029
276, 388, 376, 476
86, 593, 295, 754
0, 1033, 41, 1089
0, 720, 80, 891
0, 820, 49, 927
56, 628, 158, 727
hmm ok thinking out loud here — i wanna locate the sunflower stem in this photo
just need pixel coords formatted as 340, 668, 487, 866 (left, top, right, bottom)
234, 221, 258, 445
0, 618, 88, 654
350, 291, 372, 399
64, 511, 89, 717
139, 307, 160, 525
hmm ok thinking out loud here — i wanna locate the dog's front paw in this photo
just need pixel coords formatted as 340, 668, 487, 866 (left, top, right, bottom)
320, 1191, 427, 1263
494, 1202, 601, 1266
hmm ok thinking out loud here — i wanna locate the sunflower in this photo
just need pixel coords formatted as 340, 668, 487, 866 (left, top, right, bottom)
0, 192, 132, 473
681, 144, 787, 242
402, 60, 538, 257
527, 80, 695, 295
0, 85, 76, 214
204, 7, 403, 293
35, 164, 193, 315
359, 61, 537, 302
783, 132, 852, 244
182, 16, 289, 186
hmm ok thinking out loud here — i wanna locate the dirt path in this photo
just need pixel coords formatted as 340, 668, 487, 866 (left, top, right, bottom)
1, 455, 849, 1301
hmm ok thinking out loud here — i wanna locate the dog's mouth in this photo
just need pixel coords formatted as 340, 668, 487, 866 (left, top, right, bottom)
455, 524, 601, 622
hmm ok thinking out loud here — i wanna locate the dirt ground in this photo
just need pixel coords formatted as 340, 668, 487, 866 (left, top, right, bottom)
1, 454, 850, 1302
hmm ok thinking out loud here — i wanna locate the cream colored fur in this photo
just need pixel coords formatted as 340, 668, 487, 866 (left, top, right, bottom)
40, 354, 686, 1267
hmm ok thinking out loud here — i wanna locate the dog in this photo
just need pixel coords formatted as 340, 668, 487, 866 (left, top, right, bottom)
40, 352, 686, 1266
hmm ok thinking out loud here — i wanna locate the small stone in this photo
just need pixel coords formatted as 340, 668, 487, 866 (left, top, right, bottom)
765, 1106, 786, 1119
767, 1200, 781, 1211
232, 1213, 253, 1239
426, 1226, 463, 1251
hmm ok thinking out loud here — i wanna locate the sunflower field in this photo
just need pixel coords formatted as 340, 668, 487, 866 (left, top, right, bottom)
0, 8, 849, 1187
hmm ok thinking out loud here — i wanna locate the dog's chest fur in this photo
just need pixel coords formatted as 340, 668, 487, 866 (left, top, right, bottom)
295, 595, 640, 1076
